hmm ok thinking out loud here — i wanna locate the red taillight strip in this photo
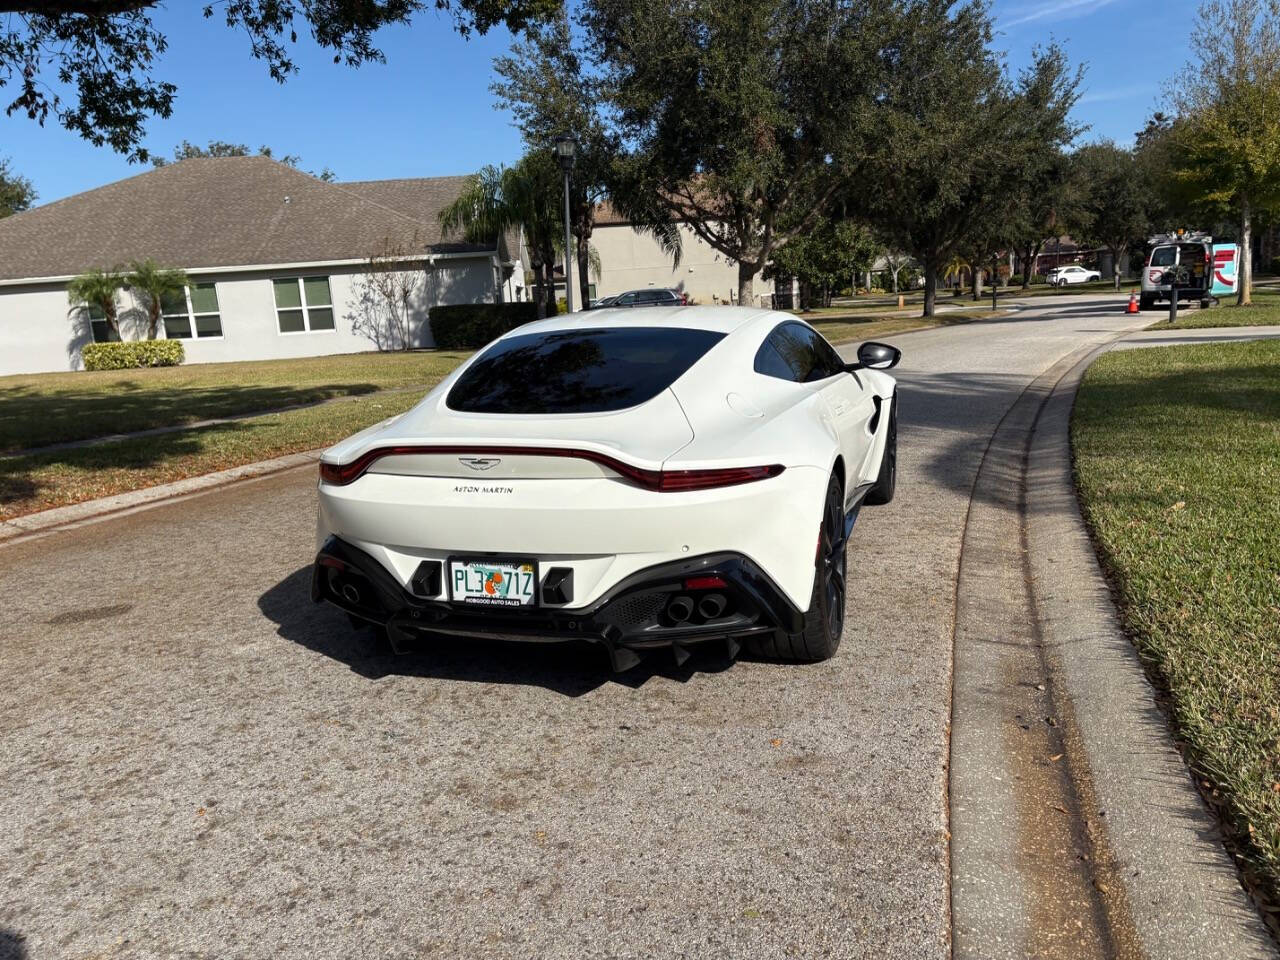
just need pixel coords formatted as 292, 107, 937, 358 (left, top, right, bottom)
318, 445, 784, 492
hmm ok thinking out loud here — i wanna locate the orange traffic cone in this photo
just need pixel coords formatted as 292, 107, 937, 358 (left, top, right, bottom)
1126, 292, 1140, 314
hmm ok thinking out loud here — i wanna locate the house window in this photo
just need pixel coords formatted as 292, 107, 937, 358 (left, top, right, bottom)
273, 276, 335, 333
162, 283, 223, 339
87, 305, 120, 344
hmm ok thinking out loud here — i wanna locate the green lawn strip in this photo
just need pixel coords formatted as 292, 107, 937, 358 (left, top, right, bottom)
1073, 340, 1280, 897
1150, 288, 1280, 330
807, 311, 1003, 345
0, 390, 426, 520
0, 350, 469, 452
0, 311, 1003, 519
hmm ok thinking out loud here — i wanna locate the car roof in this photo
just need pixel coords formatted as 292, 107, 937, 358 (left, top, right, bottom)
510, 305, 781, 338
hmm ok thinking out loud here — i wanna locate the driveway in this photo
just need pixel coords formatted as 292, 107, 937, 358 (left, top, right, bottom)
0, 296, 1150, 959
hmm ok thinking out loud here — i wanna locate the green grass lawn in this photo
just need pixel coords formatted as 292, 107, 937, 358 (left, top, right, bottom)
1073, 340, 1280, 898
0, 309, 1008, 520
0, 350, 469, 453
0, 390, 427, 520
1149, 286, 1280, 330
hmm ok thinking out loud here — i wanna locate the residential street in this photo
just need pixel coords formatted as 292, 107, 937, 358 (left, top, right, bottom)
2, 295, 1161, 959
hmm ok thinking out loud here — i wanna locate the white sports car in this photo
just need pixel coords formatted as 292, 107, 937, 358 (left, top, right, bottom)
312, 307, 900, 671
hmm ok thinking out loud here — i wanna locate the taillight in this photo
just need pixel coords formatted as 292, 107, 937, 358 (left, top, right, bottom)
658, 465, 785, 491
318, 446, 783, 492
685, 575, 728, 590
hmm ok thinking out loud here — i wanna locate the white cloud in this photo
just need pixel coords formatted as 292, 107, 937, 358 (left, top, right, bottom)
1001, 0, 1123, 28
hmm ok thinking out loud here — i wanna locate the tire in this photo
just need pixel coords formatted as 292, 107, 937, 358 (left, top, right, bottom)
1139, 293, 1155, 311
746, 473, 847, 663
1200, 299, 1212, 310
864, 395, 897, 506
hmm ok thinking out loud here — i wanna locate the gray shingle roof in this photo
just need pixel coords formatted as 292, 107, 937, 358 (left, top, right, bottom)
0, 157, 494, 282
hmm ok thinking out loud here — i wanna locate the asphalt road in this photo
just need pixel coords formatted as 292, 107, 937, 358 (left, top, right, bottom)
0, 295, 1151, 960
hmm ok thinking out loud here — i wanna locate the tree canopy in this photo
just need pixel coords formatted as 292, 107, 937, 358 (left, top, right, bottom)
866, 26, 1084, 312
585, 0, 895, 305
1166, 0, 1280, 303
1072, 142, 1150, 289
151, 140, 336, 180
0, 155, 35, 218
0, 0, 558, 161
492, 10, 619, 308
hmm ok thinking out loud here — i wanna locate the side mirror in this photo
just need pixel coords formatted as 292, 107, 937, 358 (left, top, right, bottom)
853, 341, 901, 371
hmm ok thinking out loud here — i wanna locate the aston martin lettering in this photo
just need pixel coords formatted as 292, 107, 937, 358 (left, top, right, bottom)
453, 484, 514, 494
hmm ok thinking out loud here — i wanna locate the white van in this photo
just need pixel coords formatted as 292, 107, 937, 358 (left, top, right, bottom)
1140, 231, 1239, 310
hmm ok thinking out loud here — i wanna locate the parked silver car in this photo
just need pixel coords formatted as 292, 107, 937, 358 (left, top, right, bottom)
609, 288, 685, 308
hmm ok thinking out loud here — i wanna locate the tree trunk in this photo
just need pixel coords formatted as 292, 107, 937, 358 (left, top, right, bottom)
531, 257, 547, 319
576, 233, 591, 309
148, 302, 159, 340
972, 267, 983, 301
923, 259, 938, 317
1238, 196, 1252, 306
737, 262, 754, 307
1112, 246, 1122, 290
544, 261, 557, 315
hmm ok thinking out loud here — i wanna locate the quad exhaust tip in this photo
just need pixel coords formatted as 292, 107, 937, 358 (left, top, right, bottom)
667, 595, 694, 623
697, 593, 727, 619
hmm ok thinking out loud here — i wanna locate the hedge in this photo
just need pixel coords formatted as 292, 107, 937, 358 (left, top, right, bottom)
82, 339, 185, 371
428, 302, 555, 350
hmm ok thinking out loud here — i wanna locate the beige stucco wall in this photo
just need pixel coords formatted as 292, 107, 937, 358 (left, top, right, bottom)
591, 223, 774, 306
0, 256, 501, 376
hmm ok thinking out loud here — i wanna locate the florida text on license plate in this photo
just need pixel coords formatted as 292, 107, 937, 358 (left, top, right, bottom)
449, 558, 537, 607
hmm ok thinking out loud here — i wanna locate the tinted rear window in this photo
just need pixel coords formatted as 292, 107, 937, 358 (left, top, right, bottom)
447, 327, 725, 414
1149, 246, 1176, 267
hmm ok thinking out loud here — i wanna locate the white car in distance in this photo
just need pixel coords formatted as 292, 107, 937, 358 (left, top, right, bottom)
1045, 264, 1101, 286
312, 307, 900, 672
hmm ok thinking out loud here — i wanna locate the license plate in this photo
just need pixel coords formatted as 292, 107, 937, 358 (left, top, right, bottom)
448, 557, 538, 607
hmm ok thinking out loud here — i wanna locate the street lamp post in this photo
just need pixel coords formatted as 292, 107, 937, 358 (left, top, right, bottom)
554, 135, 577, 313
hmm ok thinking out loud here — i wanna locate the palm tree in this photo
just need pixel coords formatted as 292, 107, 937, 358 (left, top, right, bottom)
67, 268, 125, 337
440, 153, 563, 318
125, 259, 191, 339
942, 255, 973, 295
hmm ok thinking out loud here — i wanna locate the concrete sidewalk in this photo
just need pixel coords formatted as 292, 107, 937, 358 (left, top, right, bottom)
1110, 324, 1280, 350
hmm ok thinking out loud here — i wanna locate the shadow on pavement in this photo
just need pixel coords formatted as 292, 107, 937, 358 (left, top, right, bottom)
0, 930, 26, 960
257, 566, 737, 698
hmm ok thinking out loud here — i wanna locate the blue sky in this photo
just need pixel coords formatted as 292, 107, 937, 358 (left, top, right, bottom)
1, 0, 1190, 206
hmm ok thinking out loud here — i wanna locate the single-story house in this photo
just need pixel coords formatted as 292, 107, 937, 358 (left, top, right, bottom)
590, 203, 776, 306
0, 156, 524, 376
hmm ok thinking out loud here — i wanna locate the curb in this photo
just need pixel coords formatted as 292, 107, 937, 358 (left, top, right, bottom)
1028, 347, 1274, 955
0, 449, 320, 546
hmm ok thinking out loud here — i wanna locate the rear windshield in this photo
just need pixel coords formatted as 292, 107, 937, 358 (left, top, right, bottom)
1149, 246, 1176, 267
447, 327, 725, 414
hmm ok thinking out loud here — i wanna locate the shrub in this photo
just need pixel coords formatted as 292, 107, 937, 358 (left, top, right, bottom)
1268, 256, 1280, 277
82, 340, 185, 371
1030, 273, 1047, 285
1008, 274, 1024, 286
428, 302, 549, 350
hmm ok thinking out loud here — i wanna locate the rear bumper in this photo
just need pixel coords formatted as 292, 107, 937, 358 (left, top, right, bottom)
311, 536, 804, 671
